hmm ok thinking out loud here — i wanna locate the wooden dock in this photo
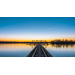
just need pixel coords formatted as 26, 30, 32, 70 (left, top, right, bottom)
27, 44, 52, 57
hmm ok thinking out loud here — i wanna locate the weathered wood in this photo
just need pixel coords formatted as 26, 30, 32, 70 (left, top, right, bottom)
27, 44, 53, 57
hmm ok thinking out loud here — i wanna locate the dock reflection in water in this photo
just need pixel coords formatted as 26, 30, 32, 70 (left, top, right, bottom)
0, 43, 75, 57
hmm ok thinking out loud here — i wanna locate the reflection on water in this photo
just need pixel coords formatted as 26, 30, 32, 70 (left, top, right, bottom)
41, 43, 75, 48
0, 43, 75, 57
0, 43, 36, 57
42, 44, 75, 57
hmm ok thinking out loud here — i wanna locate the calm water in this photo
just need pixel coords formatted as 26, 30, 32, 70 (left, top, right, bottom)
42, 44, 75, 57
0, 43, 36, 57
0, 43, 75, 57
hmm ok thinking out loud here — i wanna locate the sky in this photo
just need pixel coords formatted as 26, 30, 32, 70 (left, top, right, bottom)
0, 17, 75, 41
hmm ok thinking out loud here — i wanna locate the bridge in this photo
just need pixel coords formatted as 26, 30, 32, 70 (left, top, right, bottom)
28, 40, 51, 45
27, 44, 52, 57
32, 40, 46, 42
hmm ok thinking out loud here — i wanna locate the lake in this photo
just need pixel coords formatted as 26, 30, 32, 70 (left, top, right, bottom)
0, 43, 75, 57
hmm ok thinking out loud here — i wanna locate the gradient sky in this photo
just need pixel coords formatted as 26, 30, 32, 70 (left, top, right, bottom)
0, 17, 75, 41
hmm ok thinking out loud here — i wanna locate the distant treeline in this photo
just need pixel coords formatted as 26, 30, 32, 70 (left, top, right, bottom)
51, 40, 75, 44
0, 40, 75, 44
0, 41, 30, 43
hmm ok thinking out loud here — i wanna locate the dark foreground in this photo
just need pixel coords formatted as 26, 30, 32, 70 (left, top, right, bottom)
27, 44, 52, 57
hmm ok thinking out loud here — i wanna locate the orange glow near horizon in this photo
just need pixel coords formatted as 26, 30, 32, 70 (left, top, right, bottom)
0, 38, 75, 42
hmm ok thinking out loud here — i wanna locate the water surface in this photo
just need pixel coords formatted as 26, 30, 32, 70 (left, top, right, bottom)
42, 44, 75, 57
0, 43, 36, 57
0, 43, 75, 57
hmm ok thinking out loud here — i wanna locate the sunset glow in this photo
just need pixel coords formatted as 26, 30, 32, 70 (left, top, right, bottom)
0, 17, 75, 57
0, 17, 75, 42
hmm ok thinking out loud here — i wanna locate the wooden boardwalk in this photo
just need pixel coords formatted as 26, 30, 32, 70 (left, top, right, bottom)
27, 44, 52, 57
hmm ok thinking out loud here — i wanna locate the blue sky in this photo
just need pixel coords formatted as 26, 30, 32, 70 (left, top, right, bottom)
0, 17, 75, 40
